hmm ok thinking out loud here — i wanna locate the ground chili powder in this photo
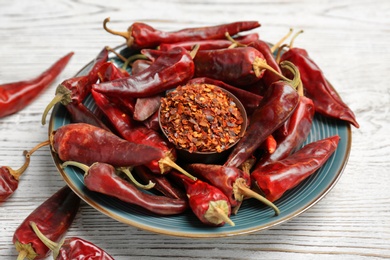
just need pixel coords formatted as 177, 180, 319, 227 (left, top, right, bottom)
160, 83, 244, 153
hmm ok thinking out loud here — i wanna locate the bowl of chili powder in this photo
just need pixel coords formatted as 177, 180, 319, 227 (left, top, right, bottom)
159, 83, 247, 164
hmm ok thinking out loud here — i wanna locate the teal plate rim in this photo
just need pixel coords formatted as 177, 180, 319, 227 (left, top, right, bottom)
49, 44, 352, 238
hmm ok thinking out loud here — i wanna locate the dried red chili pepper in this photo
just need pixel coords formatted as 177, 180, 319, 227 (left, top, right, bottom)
171, 170, 235, 227
63, 161, 188, 215
50, 123, 164, 167
133, 94, 162, 121
256, 81, 315, 167
31, 221, 114, 260
103, 17, 260, 49
224, 61, 300, 168
131, 59, 152, 75
0, 52, 73, 118
186, 163, 280, 215
97, 61, 130, 82
158, 33, 259, 51
65, 102, 110, 132
12, 186, 80, 260
133, 165, 186, 199
279, 32, 359, 128
0, 141, 49, 202
251, 135, 340, 202
92, 46, 195, 98
188, 77, 263, 115
41, 47, 108, 125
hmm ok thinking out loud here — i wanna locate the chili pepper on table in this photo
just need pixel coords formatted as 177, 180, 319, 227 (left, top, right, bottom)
279, 31, 359, 128
41, 47, 108, 125
256, 79, 315, 167
63, 161, 188, 215
186, 163, 280, 216
31, 221, 114, 260
0, 141, 49, 202
0, 52, 73, 118
224, 61, 300, 168
12, 186, 80, 260
92, 46, 195, 98
251, 135, 340, 202
103, 17, 260, 49
187, 77, 263, 115
170, 170, 235, 227
158, 33, 259, 51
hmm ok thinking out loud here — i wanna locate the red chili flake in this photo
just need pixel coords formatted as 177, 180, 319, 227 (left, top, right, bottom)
160, 83, 244, 153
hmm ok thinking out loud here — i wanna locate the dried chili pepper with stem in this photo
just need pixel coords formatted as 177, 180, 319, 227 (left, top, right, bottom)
103, 17, 260, 49
92, 46, 195, 98
224, 61, 300, 168
62, 161, 188, 215
0, 52, 73, 118
30, 222, 114, 260
13, 186, 80, 260
118, 166, 155, 190
251, 135, 340, 202
41, 47, 108, 125
170, 170, 235, 227
0, 141, 50, 202
186, 163, 280, 216
279, 30, 359, 128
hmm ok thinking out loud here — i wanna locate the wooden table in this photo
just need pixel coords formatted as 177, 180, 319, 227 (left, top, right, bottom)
1, 0, 389, 259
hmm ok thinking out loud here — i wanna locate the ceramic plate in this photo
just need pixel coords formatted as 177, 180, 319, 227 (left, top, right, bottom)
49, 44, 351, 238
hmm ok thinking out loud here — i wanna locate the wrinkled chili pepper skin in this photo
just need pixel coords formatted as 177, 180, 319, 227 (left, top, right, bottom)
251, 135, 340, 202
256, 96, 315, 167
52, 123, 164, 167
83, 162, 188, 215
133, 94, 162, 121
92, 47, 195, 98
158, 33, 259, 51
97, 62, 130, 82
13, 186, 80, 259
225, 81, 300, 168
0, 167, 19, 202
131, 59, 152, 75
186, 163, 250, 208
193, 46, 266, 86
66, 102, 110, 131
126, 21, 260, 49
280, 48, 359, 128
56, 237, 114, 260
0, 52, 73, 118
188, 77, 263, 115
88, 47, 109, 84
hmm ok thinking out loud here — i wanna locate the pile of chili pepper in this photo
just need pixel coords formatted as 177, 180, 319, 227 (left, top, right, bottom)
4, 21, 357, 256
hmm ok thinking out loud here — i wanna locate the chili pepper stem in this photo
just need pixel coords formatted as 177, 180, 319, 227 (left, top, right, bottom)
234, 178, 280, 216
206, 200, 235, 226
288, 30, 304, 49
30, 221, 61, 258
280, 60, 302, 91
225, 32, 247, 48
14, 240, 37, 260
252, 57, 291, 82
103, 17, 130, 40
270, 28, 293, 54
106, 46, 127, 62
122, 54, 149, 70
42, 85, 72, 125
6, 151, 30, 181
119, 167, 155, 190
62, 161, 90, 173
275, 43, 289, 64
189, 44, 200, 59
159, 157, 197, 181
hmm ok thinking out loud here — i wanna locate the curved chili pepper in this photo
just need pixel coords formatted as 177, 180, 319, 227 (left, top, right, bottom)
251, 135, 340, 202
188, 77, 263, 115
186, 163, 280, 216
158, 33, 259, 51
65, 102, 110, 131
31, 221, 114, 260
193, 46, 267, 86
279, 33, 359, 128
12, 186, 80, 260
133, 165, 186, 199
170, 170, 234, 227
51, 123, 164, 167
0, 141, 50, 202
63, 161, 188, 216
225, 61, 300, 168
42, 47, 108, 125
92, 46, 195, 98
0, 52, 73, 118
103, 17, 260, 49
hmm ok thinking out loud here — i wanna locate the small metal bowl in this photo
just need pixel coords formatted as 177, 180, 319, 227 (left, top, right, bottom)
159, 84, 247, 164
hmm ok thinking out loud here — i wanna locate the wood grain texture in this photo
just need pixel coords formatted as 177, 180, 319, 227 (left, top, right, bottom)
1, 0, 389, 259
